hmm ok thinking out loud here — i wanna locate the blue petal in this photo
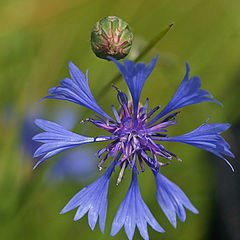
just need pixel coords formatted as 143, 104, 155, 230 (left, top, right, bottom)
153, 171, 198, 228
111, 170, 164, 240
32, 119, 110, 169
147, 62, 222, 126
162, 121, 235, 171
109, 56, 158, 119
60, 159, 116, 233
41, 61, 112, 120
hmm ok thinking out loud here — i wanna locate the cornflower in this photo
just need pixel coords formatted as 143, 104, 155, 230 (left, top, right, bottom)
33, 56, 234, 240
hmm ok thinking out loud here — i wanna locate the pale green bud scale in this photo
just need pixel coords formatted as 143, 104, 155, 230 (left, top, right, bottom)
90, 16, 133, 60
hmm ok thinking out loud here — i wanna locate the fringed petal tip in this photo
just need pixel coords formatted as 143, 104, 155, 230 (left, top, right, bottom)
33, 118, 45, 128
213, 98, 223, 107
154, 171, 199, 228
184, 61, 222, 107
32, 161, 41, 170
109, 56, 158, 120
147, 62, 223, 126
162, 121, 235, 171
37, 61, 112, 120
59, 160, 116, 233
223, 157, 235, 172
68, 60, 74, 69
108, 55, 158, 68
111, 171, 164, 240
36, 97, 45, 103
185, 61, 190, 74
31, 118, 100, 170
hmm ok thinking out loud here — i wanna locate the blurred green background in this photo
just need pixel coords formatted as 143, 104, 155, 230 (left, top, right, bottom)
0, 0, 239, 239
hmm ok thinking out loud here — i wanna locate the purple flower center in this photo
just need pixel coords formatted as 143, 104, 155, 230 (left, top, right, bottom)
84, 85, 180, 181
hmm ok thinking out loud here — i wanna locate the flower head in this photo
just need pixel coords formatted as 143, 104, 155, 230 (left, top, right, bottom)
33, 56, 234, 239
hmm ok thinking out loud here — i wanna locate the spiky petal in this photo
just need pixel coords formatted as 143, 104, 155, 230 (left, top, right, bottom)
159, 121, 235, 171
146, 62, 222, 126
153, 171, 198, 228
60, 156, 119, 233
111, 170, 164, 240
41, 61, 113, 120
32, 119, 110, 169
109, 56, 158, 119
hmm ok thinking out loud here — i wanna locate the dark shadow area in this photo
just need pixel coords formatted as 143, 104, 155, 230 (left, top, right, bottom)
206, 120, 240, 240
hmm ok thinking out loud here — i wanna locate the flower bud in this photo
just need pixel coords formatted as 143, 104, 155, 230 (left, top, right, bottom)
90, 16, 133, 60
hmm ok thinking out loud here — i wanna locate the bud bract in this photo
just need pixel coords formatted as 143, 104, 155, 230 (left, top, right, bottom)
91, 16, 133, 60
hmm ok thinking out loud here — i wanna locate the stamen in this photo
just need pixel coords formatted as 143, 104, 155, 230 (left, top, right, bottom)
158, 144, 182, 162
158, 161, 170, 167
95, 147, 107, 158
91, 115, 106, 122
97, 154, 108, 170
111, 84, 120, 92
116, 161, 127, 185
161, 111, 180, 123
146, 105, 161, 119
137, 153, 145, 172
80, 118, 90, 124
176, 156, 182, 162
151, 133, 168, 137
139, 98, 149, 119
147, 119, 177, 133
112, 142, 121, 158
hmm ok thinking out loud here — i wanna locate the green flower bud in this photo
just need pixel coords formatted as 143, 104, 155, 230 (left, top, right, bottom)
90, 16, 133, 60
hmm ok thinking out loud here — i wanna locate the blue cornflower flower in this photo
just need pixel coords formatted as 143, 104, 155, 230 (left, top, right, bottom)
33, 56, 234, 240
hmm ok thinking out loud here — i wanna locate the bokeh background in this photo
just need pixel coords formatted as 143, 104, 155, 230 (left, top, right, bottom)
0, 0, 239, 239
